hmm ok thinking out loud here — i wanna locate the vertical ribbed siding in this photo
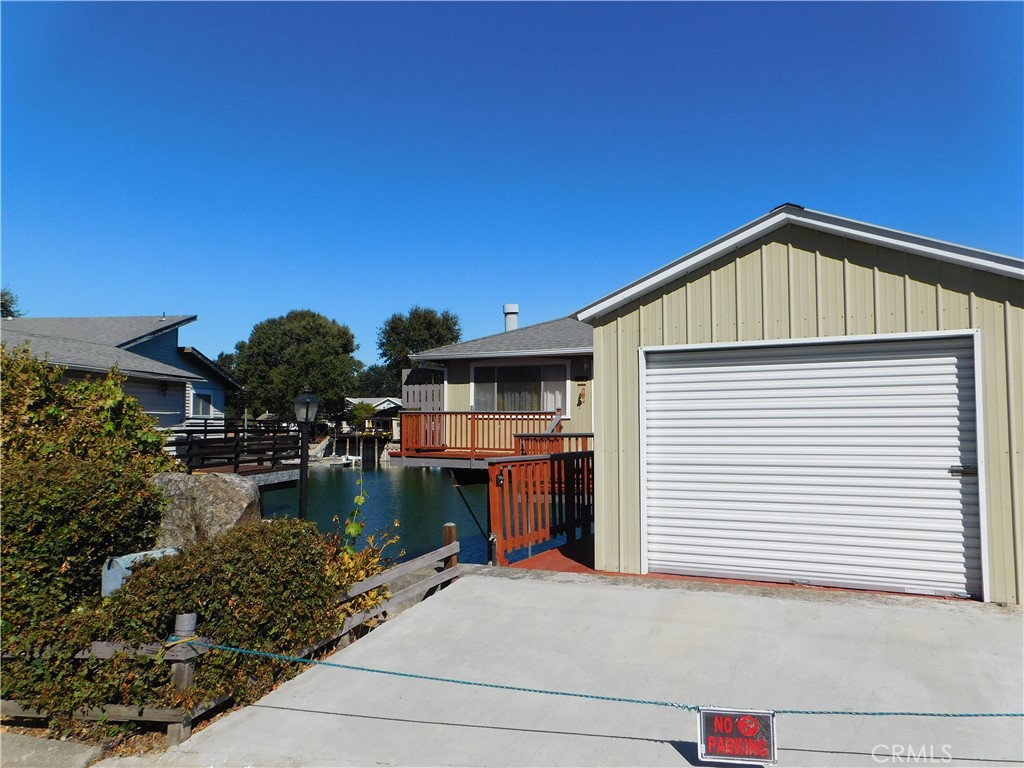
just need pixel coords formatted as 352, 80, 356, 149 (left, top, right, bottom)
643, 337, 982, 597
591, 227, 1022, 602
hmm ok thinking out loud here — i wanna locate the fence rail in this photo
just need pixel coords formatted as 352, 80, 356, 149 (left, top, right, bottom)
487, 451, 595, 566
169, 433, 302, 473
514, 432, 593, 455
399, 411, 560, 457
1, 525, 461, 744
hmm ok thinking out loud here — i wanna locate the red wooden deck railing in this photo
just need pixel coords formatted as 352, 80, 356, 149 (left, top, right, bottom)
514, 433, 593, 455
487, 451, 594, 566
398, 411, 560, 458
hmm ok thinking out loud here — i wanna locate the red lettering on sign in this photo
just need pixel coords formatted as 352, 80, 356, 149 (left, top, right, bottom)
713, 715, 733, 734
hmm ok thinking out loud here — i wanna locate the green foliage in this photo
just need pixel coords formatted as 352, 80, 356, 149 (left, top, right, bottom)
0, 343, 177, 470
1, 520, 395, 730
225, 310, 361, 419
376, 306, 461, 390
355, 364, 399, 397
348, 402, 378, 427
2, 458, 165, 632
2, 286, 23, 317
1, 343, 181, 635
0, 342, 395, 735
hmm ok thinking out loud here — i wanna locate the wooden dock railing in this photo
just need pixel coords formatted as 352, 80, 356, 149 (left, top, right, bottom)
170, 433, 301, 473
399, 411, 560, 457
514, 432, 593, 455
487, 451, 594, 566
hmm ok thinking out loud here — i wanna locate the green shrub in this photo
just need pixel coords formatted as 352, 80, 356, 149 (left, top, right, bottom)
0, 343, 393, 733
1, 519, 393, 728
1, 457, 165, 632
0, 343, 180, 633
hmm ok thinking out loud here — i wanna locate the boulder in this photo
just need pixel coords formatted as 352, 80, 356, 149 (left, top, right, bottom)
150, 472, 261, 548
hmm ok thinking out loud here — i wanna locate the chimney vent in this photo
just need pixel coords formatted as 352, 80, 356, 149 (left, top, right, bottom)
503, 304, 519, 332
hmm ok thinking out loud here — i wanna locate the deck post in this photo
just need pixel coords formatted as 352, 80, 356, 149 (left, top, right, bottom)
442, 523, 458, 577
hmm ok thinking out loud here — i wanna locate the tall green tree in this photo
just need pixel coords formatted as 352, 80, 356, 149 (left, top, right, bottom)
356, 364, 399, 397
377, 306, 460, 391
2, 286, 23, 317
227, 310, 361, 420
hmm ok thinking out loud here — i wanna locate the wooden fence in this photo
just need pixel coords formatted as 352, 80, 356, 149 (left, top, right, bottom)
1, 525, 461, 744
487, 452, 595, 566
169, 433, 302, 473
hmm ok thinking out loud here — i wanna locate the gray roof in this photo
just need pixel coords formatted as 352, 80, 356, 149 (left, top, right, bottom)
0, 315, 196, 347
2, 315, 201, 382
410, 317, 593, 362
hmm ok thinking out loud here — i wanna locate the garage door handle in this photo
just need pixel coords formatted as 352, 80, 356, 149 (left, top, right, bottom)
948, 465, 977, 477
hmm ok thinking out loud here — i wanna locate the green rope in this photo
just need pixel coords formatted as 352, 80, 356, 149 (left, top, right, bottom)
194, 642, 1023, 718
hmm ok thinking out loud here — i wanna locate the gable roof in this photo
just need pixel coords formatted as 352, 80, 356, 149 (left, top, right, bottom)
575, 204, 1024, 323
346, 396, 403, 409
2, 315, 201, 382
410, 317, 593, 362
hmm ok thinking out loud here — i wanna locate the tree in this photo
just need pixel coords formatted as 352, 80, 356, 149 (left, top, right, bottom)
356, 364, 400, 397
2, 286, 23, 317
376, 306, 460, 392
228, 310, 361, 420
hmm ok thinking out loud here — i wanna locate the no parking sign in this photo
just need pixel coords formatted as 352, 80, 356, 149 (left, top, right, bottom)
698, 707, 777, 765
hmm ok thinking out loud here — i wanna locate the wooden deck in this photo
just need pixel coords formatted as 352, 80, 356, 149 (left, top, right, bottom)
390, 411, 560, 468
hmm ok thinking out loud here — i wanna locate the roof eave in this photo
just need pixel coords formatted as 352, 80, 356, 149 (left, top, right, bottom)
574, 206, 1024, 324
179, 346, 244, 390
120, 315, 197, 348
411, 347, 593, 362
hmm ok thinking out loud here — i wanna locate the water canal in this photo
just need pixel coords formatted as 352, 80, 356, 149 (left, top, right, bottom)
262, 464, 491, 564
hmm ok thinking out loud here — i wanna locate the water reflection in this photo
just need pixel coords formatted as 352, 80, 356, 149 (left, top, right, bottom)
261, 464, 490, 564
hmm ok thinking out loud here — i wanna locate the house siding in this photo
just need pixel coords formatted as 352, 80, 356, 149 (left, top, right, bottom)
592, 224, 1024, 604
127, 333, 181, 367
125, 379, 186, 427
442, 357, 595, 432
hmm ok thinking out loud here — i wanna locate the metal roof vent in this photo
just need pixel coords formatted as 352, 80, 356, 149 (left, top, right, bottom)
503, 304, 519, 332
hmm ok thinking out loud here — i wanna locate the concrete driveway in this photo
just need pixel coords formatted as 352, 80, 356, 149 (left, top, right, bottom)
96, 567, 1023, 768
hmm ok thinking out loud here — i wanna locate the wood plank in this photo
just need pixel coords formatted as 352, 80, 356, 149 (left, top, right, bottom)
342, 542, 460, 599
342, 567, 461, 632
1, 695, 230, 728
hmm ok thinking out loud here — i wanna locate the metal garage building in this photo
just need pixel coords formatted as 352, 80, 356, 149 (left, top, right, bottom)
575, 205, 1023, 604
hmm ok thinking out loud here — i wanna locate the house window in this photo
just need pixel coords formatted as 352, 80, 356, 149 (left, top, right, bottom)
192, 391, 213, 418
472, 364, 567, 413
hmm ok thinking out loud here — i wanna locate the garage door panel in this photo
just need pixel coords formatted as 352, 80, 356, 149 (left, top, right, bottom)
643, 337, 982, 598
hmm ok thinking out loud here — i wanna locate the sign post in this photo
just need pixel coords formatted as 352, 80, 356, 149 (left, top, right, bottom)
698, 707, 776, 766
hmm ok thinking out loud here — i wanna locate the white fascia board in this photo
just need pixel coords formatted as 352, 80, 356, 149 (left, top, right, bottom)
575, 211, 790, 323
575, 207, 1023, 324
790, 208, 1024, 280
411, 347, 593, 361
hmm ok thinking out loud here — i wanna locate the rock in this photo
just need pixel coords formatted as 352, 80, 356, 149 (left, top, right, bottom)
150, 472, 261, 548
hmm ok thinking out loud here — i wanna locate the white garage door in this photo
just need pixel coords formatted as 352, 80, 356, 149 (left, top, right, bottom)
642, 336, 983, 598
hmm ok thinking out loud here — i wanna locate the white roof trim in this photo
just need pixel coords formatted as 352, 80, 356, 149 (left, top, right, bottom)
575, 206, 1023, 323
412, 346, 593, 361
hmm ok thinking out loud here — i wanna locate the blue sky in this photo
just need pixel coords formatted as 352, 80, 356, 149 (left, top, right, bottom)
3, 2, 1021, 365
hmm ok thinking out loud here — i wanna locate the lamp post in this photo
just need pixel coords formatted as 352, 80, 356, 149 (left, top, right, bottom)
292, 389, 320, 520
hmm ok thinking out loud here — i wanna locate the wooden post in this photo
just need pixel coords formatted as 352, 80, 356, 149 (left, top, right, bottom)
442, 523, 458, 573
167, 613, 197, 745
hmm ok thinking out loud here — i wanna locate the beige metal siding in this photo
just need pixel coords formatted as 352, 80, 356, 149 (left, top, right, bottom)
593, 224, 1024, 603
